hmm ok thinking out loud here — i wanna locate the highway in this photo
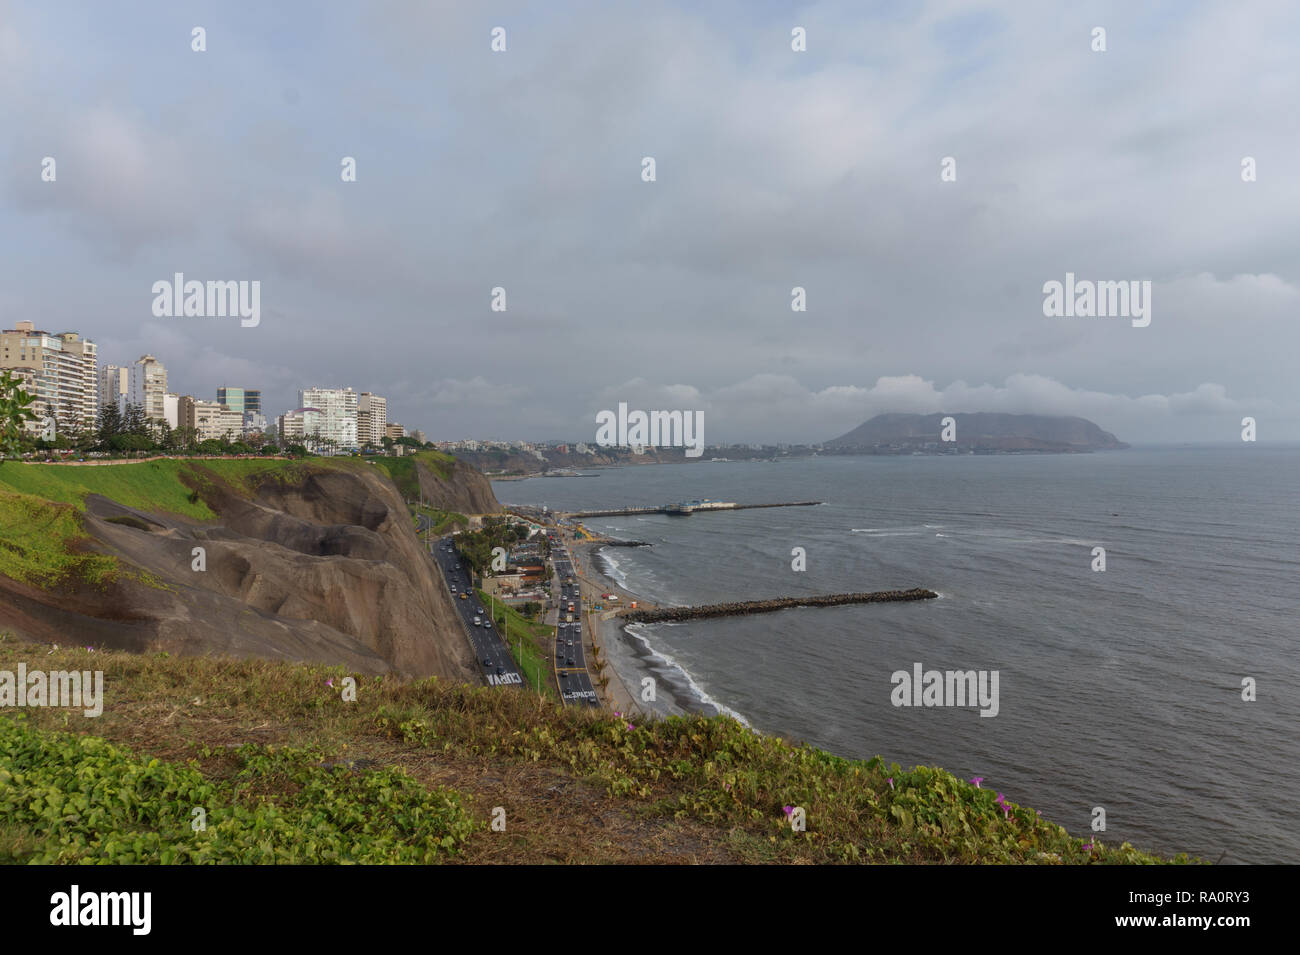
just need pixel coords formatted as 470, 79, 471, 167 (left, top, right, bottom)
549, 535, 600, 708
427, 528, 527, 690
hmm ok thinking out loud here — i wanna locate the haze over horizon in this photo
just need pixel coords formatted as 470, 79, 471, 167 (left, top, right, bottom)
3, 1, 1297, 444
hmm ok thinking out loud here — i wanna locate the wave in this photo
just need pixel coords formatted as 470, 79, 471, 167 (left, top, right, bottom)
624, 623, 752, 726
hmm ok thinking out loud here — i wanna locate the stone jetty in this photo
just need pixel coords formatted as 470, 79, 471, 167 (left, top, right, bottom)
623, 588, 937, 623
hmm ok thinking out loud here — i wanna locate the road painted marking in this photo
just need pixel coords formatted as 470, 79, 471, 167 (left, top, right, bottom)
487, 673, 523, 686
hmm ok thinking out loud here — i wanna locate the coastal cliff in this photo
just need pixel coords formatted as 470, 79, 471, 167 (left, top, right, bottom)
0, 458, 481, 680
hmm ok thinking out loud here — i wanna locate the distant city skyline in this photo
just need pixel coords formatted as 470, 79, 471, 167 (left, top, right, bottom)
3, 2, 1298, 443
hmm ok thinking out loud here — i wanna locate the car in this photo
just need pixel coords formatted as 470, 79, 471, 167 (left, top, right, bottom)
481, 620, 490, 628
482, 658, 491, 666
460, 593, 468, 600
565, 657, 574, 666
495, 666, 503, 676
473, 616, 481, 626
476, 607, 485, 615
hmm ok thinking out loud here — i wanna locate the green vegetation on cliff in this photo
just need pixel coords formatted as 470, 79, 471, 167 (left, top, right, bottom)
0, 457, 423, 592
0, 489, 119, 588
369, 451, 457, 501
0, 643, 1187, 865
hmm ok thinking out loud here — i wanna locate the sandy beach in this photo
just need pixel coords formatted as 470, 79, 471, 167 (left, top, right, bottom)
567, 537, 731, 722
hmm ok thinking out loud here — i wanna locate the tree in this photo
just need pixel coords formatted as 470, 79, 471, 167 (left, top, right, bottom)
96, 401, 123, 446
122, 402, 148, 437
0, 371, 38, 461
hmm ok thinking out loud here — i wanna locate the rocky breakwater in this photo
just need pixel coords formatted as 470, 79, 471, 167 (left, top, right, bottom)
0, 460, 480, 681
624, 588, 937, 623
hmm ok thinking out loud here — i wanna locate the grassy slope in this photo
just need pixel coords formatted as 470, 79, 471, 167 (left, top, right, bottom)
0, 642, 1186, 865
368, 451, 458, 502
0, 458, 356, 590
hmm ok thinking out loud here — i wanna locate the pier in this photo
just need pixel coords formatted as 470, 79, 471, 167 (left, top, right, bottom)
565, 500, 822, 518
623, 588, 937, 623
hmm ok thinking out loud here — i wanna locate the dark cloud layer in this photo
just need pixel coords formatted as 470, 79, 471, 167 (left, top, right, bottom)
2, 1, 1297, 443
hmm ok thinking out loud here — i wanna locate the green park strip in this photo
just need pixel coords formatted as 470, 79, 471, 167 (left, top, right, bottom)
476, 589, 557, 702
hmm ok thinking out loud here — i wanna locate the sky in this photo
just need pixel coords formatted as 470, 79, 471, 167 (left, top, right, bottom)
2, 0, 1298, 444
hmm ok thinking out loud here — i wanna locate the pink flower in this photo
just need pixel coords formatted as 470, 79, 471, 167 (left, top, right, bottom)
625, 722, 635, 731
970, 776, 983, 788
613, 711, 622, 718
326, 678, 334, 688
782, 805, 793, 816
1082, 841, 1094, 851
888, 777, 894, 790
995, 793, 1011, 818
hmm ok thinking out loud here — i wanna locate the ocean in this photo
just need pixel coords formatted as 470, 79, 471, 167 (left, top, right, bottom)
495, 447, 1300, 864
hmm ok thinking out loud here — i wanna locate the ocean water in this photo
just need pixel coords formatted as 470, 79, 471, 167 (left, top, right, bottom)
496, 448, 1300, 864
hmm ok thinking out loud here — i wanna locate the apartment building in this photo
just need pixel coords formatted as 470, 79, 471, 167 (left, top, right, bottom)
0, 321, 98, 429
297, 387, 357, 448
129, 355, 168, 424
357, 392, 387, 447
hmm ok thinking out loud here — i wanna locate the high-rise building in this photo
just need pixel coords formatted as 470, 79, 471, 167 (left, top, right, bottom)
98, 364, 130, 416
297, 387, 357, 449
357, 392, 388, 447
0, 321, 98, 429
163, 393, 180, 430
130, 355, 167, 423
385, 422, 405, 441
216, 387, 261, 416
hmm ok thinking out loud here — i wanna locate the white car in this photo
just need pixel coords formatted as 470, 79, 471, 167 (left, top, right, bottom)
473, 616, 481, 626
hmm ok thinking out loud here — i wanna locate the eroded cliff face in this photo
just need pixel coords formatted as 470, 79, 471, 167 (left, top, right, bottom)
415, 457, 501, 515
0, 463, 479, 681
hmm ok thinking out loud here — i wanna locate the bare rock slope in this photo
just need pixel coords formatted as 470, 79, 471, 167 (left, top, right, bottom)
0, 462, 489, 680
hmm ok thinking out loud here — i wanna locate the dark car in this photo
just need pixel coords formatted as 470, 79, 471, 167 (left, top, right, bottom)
482, 658, 491, 666
565, 657, 574, 666
495, 666, 504, 676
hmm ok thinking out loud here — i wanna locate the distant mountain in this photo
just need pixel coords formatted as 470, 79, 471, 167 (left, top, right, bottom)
825, 413, 1127, 452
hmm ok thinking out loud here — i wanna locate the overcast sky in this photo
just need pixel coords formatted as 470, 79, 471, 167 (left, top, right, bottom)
3, 1, 1297, 444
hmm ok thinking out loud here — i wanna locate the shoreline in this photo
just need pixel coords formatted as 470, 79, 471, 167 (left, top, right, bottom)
569, 537, 740, 722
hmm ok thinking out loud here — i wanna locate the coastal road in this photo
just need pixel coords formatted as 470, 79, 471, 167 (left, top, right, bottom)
430, 532, 527, 690
549, 538, 600, 708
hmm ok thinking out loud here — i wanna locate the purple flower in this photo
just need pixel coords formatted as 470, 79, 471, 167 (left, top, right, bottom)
995, 793, 1011, 818
970, 776, 984, 789
782, 805, 793, 816
888, 777, 894, 790
625, 722, 635, 731
1082, 841, 1094, 851
326, 678, 334, 688
613, 711, 622, 718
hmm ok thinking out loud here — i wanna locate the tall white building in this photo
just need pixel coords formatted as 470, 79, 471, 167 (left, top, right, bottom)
98, 364, 130, 416
130, 355, 168, 423
357, 392, 387, 447
296, 387, 357, 449
163, 393, 180, 430
0, 322, 98, 430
